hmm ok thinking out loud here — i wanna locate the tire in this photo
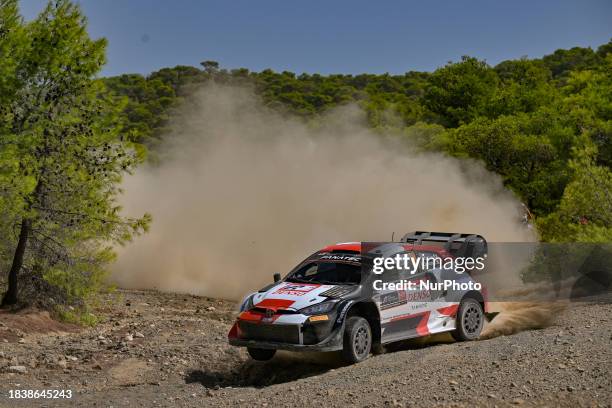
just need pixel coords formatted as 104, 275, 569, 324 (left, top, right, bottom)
247, 347, 276, 361
371, 343, 386, 355
451, 298, 484, 341
342, 316, 372, 364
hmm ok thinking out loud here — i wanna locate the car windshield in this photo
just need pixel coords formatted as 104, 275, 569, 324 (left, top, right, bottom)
286, 261, 362, 285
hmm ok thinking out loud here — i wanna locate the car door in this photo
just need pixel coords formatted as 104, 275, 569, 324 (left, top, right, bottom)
375, 251, 435, 343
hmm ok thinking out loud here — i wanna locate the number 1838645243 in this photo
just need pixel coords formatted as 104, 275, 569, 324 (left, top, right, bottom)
8, 389, 72, 399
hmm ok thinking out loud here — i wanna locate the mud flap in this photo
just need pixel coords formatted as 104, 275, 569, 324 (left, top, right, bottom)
485, 312, 499, 322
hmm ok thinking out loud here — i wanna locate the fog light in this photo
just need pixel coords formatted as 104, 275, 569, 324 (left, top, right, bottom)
309, 314, 329, 322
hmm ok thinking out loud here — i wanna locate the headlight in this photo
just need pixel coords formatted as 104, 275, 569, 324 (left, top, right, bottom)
239, 294, 255, 312
299, 301, 335, 315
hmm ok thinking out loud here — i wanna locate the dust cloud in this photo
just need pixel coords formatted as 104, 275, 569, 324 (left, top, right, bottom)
480, 279, 572, 339
481, 301, 567, 339
113, 83, 533, 300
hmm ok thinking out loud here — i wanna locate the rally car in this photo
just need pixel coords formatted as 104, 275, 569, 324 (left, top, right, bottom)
228, 231, 489, 364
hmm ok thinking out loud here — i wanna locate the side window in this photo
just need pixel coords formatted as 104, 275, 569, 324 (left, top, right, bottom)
380, 262, 400, 283
399, 251, 418, 279
418, 252, 442, 272
381, 251, 417, 282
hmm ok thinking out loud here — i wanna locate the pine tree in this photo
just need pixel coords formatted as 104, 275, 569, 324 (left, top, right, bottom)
0, 0, 149, 307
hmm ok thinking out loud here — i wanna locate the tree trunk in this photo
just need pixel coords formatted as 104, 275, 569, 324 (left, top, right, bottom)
1, 218, 31, 307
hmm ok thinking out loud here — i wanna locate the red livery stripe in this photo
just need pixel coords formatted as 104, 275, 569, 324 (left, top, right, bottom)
416, 311, 431, 336
255, 298, 295, 310
436, 304, 459, 317
227, 323, 238, 339
481, 286, 489, 313
321, 243, 362, 252
389, 313, 412, 322
238, 310, 262, 322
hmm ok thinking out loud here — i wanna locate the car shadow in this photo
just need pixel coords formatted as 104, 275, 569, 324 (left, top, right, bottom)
185, 335, 459, 388
185, 350, 345, 388
383, 332, 456, 353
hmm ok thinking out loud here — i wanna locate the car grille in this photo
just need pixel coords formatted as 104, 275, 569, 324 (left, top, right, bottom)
320, 286, 355, 298
238, 321, 300, 344
251, 307, 296, 314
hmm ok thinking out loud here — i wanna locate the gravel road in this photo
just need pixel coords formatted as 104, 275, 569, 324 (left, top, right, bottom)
0, 289, 610, 407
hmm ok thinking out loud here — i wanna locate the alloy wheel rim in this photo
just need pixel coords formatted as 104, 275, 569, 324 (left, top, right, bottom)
353, 326, 370, 356
463, 305, 482, 334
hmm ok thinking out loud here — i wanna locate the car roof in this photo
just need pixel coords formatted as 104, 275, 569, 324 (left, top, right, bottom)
320, 242, 453, 257
320, 242, 362, 253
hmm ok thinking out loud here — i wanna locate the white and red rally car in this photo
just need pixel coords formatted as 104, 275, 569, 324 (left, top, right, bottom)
228, 231, 489, 364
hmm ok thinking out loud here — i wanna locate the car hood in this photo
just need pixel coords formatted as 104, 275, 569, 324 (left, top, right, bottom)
251, 281, 353, 311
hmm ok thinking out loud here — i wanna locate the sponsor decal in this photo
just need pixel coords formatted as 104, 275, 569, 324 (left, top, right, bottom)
319, 254, 361, 263
376, 274, 436, 307
274, 283, 319, 296
405, 286, 432, 301
336, 300, 354, 324
379, 290, 407, 310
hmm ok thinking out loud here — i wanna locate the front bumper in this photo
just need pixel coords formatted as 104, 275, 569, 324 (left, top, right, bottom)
228, 320, 344, 352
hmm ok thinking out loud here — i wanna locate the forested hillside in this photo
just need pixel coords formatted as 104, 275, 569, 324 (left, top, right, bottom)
1, 0, 610, 314
105, 41, 612, 243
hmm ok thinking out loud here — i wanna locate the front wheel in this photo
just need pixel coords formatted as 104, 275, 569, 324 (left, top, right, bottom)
342, 316, 372, 364
452, 298, 484, 341
247, 347, 276, 361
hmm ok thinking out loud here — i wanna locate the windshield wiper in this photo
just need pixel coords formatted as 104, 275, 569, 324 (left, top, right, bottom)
316, 280, 358, 286
286, 277, 358, 286
285, 277, 314, 284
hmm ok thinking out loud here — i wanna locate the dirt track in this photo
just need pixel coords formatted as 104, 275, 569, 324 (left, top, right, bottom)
0, 289, 610, 407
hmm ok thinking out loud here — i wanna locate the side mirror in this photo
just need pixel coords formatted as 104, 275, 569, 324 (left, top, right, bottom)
273, 273, 281, 283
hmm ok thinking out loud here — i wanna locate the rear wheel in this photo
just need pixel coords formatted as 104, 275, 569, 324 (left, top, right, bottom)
342, 316, 372, 364
247, 347, 276, 361
452, 298, 484, 341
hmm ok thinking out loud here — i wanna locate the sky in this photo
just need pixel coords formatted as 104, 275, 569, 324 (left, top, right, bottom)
20, 0, 612, 77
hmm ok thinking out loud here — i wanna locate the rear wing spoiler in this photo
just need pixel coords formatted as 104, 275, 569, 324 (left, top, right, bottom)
400, 231, 487, 258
